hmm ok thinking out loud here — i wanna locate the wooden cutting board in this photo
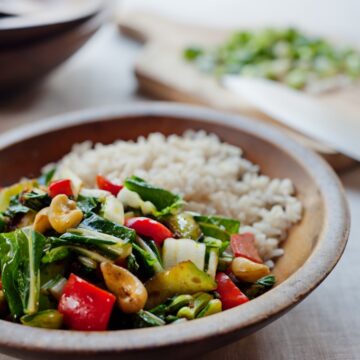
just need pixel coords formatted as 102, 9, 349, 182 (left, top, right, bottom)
118, 11, 359, 171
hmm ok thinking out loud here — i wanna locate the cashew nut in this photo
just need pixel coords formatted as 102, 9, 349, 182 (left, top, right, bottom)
231, 257, 270, 282
100, 262, 148, 314
48, 194, 83, 234
33, 207, 51, 233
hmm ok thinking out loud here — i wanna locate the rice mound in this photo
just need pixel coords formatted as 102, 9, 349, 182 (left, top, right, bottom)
56, 131, 302, 266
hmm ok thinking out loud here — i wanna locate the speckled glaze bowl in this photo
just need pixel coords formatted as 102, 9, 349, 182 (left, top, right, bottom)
0, 103, 350, 359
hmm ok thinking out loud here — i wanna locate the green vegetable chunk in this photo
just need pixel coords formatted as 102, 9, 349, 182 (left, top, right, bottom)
20, 309, 63, 329
124, 176, 183, 216
194, 215, 240, 234
166, 213, 202, 240
132, 310, 165, 328
79, 212, 136, 243
244, 275, 276, 299
21, 189, 51, 211
0, 228, 46, 318
197, 299, 222, 318
145, 261, 217, 309
177, 292, 213, 320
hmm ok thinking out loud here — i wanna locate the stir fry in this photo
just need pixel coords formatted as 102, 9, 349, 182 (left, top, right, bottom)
0, 168, 275, 330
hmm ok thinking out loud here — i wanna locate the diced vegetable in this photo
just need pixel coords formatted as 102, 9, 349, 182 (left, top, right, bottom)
76, 195, 101, 214
101, 262, 148, 313
162, 238, 206, 271
58, 274, 115, 331
132, 310, 166, 328
244, 275, 276, 299
96, 175, 123, 196
79, 212, 136, 243
145, 261, 217, 308
41, 276, 67, 300
0, 229, 46, 317
102, 196, 124, 225
126, 217, 173, 246
53, 168, 82, 198
230, 257, 270, 282
118, 188, 156, 215
134, 237, 163, 274
194, 215, 240, 234
48, 179, 73, 198
197, 299, 222, 318
165, 213, 202, 240
215, 272, 249, 310
124, 176, 183, 216
230, 233, 262, 263
60, 228, 132, 261
197, 222, 230, 242
177, 293, 213, 320
21, 189, 51, 211
0, 180, 35, 212
20, 310, 63, 329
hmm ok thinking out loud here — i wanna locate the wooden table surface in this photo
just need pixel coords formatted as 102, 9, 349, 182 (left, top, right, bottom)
0, 22, 359, 360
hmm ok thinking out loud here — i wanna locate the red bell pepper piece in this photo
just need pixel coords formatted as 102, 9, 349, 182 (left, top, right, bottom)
230, 233, 263, 263
48, 179, 73, 197
96, 175, 123, 196
125, 217, 173, 246
58, 274, 116, 331
215, 272, 249, 310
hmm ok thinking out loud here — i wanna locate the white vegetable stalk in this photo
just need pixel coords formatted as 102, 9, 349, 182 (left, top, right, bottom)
102, 196, 125, 225
162, 238, 206, 271
117, 188, 156, 215
80, 188, 111, 200
206, 249, 219, 279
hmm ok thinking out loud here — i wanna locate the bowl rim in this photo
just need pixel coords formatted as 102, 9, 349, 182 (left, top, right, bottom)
0, 102, 350, 355
0, 0, 104, 31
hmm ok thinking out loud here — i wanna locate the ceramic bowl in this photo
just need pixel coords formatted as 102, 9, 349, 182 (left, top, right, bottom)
0, 103, 350, 359
0, 0, 106, 94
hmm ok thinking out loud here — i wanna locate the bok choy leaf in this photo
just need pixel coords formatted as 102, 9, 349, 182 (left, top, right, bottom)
0, 228, 46, 318
124, 176, 183, 216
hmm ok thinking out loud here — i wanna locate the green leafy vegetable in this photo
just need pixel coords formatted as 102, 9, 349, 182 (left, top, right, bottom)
79, 212, 136, 243
124, 176, 183, 216
194, 215, 240, 234
0, 229, 46, 318
42, 246, 70, 264
76, 195, 101, 214
197, 222, 230, 242
244, 275, 276, 299
3, 195, 30, 218
132, 310, 165, 328
21, 189, 51, 211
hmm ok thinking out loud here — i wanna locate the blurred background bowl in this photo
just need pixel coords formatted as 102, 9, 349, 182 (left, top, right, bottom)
0, 0, 107, 95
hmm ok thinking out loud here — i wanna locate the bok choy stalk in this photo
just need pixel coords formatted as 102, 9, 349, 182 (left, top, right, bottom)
79, 212, 136, 243
162, 238, 206, 271
124, 176, 184, 216
133, 237, 163, 276
0, 228, 46, 318
59, 228, 132, 260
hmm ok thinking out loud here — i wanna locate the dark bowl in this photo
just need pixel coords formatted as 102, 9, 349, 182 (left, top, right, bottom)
0, 0, 104, 46
0, 103, 350, 359
0, 2, 106, 94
